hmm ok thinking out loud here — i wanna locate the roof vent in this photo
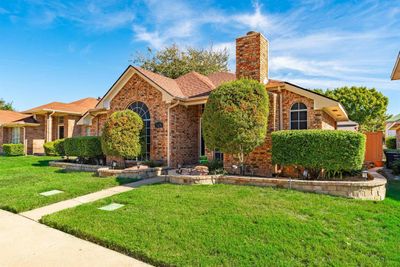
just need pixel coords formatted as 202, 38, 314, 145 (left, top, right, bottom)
246, 31, 257, 35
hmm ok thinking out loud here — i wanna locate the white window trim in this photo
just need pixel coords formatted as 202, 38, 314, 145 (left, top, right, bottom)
290, 103, 308, 130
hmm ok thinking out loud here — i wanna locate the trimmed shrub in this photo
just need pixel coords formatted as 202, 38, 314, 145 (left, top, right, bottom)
101, 110, 143, 159
272, 130, 366, 179
202, 79, 269, 173
44, 141, 57, 156
54, 139, 65, 156
386, 136, 397, 149
64, 136, 103, 158
2, 144, 24, 156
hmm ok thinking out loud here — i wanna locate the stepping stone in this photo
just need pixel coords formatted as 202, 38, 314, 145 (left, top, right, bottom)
40, 190, 64, 197
98, 203, 125, 211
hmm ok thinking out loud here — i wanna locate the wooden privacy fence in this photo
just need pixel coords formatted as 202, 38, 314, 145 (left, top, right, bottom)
364, 131, 384, 167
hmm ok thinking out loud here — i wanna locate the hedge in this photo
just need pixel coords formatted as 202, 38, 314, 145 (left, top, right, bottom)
386, 136, 397, 149
64, 136, 103, 158
2, 144, 24, 156
54, 139, 65, 156
272, 130, 366, 173
44, 139, 65, 156
44, 141, 57, 156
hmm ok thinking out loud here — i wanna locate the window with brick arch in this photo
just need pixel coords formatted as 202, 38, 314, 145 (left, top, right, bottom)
128, 101, 151, 160
290, 102, 308, 130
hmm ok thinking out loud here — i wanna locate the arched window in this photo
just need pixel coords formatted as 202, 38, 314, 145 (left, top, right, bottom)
128, 101, 150, 160
290, 102, 307, 130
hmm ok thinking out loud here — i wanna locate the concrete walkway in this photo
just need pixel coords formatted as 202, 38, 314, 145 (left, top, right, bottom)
0, 210, 151, 267
21, 177, 165, 221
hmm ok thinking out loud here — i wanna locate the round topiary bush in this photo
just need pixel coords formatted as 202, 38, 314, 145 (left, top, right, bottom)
101, 110, 144, 159
202, 79, 269, 172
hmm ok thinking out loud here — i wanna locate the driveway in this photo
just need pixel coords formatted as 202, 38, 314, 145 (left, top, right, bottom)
0, 210, 150, 267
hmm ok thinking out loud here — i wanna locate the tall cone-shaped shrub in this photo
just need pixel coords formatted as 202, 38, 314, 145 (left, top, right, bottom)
101, 110, 143, 160
202, 79, 269, 174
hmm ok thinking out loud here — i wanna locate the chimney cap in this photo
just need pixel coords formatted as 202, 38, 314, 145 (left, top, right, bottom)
246, 31, 258, 35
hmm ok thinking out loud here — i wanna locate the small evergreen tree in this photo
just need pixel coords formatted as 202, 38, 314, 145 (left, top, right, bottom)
101, 110, 143, 162
202, 79, 269, 174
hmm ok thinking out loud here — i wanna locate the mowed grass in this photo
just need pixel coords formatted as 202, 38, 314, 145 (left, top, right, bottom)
0, 156, 136, 213
42, 182, 400, 266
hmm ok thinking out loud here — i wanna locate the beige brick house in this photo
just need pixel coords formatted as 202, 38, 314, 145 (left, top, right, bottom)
77, 31, 349, 176
0, 98, 98, 154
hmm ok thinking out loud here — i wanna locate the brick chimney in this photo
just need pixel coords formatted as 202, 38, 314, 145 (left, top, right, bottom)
236, 31, 269, 84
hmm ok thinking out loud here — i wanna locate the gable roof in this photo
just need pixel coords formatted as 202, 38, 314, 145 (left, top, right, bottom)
87, 65, 347, 123
392, 52, 400, 80
24, 97, 98, 115
0, 110, 38, 127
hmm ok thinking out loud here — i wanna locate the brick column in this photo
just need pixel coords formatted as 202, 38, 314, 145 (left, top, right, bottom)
0, 126, 3, 154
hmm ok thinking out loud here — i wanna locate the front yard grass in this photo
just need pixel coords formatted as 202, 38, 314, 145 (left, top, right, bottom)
42, 182, 400, 266
0, 156, 136, 213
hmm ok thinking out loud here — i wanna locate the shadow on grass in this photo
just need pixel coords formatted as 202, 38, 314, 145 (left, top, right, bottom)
31, 160, 53, 167
53, 169, 140, 185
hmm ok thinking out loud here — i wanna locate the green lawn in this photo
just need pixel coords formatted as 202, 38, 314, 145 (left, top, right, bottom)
42, 182, 400, 266
0, 156, 136, 213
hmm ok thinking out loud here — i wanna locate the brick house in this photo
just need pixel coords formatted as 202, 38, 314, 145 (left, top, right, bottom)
0, 98, 98, 155
77, 31, 349, 176
390, 52, 400, 148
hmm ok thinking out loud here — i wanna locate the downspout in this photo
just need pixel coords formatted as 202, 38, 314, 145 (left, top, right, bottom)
167, 100, 180, 167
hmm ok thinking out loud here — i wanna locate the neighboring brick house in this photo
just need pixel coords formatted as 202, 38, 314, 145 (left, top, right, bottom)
78, 31, 349, 176
0, 98, 98, 155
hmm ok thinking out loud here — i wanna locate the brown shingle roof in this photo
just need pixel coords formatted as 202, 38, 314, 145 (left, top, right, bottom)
207, 72, 236, 87
176, 72, 216, 98
24, 97, 99, 115
134, 67, 185, 98
0, 110, 37, 125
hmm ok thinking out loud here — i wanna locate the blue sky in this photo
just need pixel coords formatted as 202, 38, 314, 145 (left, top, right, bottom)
0, 0, 399, 115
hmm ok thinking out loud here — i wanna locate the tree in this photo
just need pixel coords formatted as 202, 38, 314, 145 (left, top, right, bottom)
0, 98, 14, 110
132, 44, 229, 79
316, 86, 389, 132
101, 110, 143, 162
202, 79, 269, 174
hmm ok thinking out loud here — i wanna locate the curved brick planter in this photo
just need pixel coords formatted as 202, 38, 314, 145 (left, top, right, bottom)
166, 170, 387, 201
49, 161, 104, 172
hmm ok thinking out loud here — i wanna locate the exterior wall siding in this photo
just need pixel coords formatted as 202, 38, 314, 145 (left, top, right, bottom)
169, 104, 201, 167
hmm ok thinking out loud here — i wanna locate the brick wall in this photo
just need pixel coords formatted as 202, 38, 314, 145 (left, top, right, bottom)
25, 115, 46, 154
236, 32, 268, 83
87, 114, 107, 136
109, 73, 169, 163
169, 104, 201, 167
